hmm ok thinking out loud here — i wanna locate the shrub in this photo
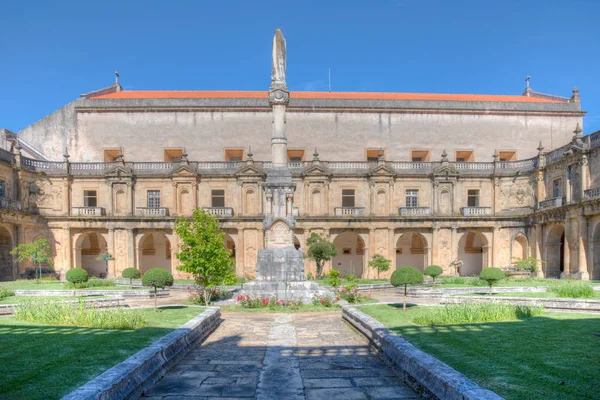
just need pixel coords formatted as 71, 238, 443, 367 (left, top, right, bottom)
66, 268, 88, 289
424, 265, 444, 287
63, 277, 116, 289
235, 295, 305, 309
368, 254, 391, 279
305, 272, 314, 281
19, 267, 58, 280
305, 233, 337, 279
513, 257, 543, 273
479, 267, 506, 295
441, 276, 489, 286
335, 284, 367, 304
0, 286, 14, 299
549, 282, 594, 298
413, 303, 543, 326
122, 268, 141, 288
391, 267, 424, 310
311, 294, 338, 307
142, 268, 174, 312
328, 269, 341, 287
345, 274, 358, 283
189, 287, 227, 304
14, 299, 146, 329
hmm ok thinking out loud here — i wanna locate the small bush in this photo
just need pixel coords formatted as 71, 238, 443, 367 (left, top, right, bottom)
305, 272, 314, 281
19, 267, 57, 280
549, 282, 594, 298
189, 288, 227, 304
311, 294, 338, 307
335, 284, 370, 304
345, 274, 358, 283
63, 277, 116, 289
14, 299, 146, 329
391, 267, 424, 310
66, 268, 89, 288
0, 286, 14, 299
235, 295, 305, 309
328, 269, 341, 287
122, 268, 141, 288
142, 268, 174, 312
424, 265, 444, 286
479, 267, 506, 294
413, 303, 543, 326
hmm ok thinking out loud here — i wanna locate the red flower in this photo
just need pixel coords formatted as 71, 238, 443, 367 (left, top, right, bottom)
320, 299, 325, 304
186, 285, 191, 290
336, 296, 341, 301
237, 295, 243, 301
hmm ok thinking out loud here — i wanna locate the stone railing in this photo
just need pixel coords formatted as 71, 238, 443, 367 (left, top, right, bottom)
399, 207, 431, 216
197, 162, 241, 170
538, 197, 563, 209
390, 162, 433, 170
327, 162, 372, 170
0, 148, 13, 164
584, 187, 600, 200
590, 131, 600, 149
136, 207, 169, 217
70, 162, 115, 173
0, 198, 22, 212
497, 158, 537, 170
461, 207, 492, 216
455, 162, 495, 171
133, 162, 173, 172
545, 145, 569, 165
21, 157, 66, 173
334, 207, 365, 216
72, 207, 105, 216
203, 207, 233, 217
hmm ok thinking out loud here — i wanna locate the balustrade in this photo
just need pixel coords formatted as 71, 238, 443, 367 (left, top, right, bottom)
461, 207, 492, 216
72, 207, 105, 216
203, 207, 234, 217
0, 198, 22, 211
334, 207, 365, 216
136, 207, 169, 217
584, 187, 600, 200
538, 197, 563, 209
399, 207, 431, 216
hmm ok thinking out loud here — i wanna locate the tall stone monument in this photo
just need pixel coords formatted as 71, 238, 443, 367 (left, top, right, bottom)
240, 29, 328, 301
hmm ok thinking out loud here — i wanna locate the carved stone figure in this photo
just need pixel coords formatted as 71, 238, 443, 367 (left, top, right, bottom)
271, 29, 286, 85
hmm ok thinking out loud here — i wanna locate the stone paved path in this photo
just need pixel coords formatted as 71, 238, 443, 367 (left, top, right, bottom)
142, 311, 417, 400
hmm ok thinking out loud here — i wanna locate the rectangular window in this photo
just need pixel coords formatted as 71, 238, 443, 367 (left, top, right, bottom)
411, 150, 430, 162
342, 189, 355, 207
164, 148, 184, 162
467, 189, 480, 207
287, 149, 305, 162
498, 151, 517, 161
224, 149, 244, 162
103, 149, 121, 162
456, 150, 475, 162
0, 181, 4, 198
366, 149, 384, 162
84, 190, 97, 207
406, 189, 419, 207
212, 190, 225, 207
553, 179, 561, 198
147, 190, 161, 208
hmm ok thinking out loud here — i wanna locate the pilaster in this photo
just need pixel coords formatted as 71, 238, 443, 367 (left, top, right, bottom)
578, 217, 589, 279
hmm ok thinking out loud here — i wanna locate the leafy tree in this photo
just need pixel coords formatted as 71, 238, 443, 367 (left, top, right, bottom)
424, 265, 444, 287
122, 268, 141, 288
96, 251, 114, 278
142, 268, 174, 312
306, 233, 337, 279
368, 254, 391, 279
391, 267, 424, 310
66, 268, 88, 295
513, 257, 543, 274
175, 208, 235, 306
479, 267, 506, 295
11, 238, 52, 282
328, 269, 341, 287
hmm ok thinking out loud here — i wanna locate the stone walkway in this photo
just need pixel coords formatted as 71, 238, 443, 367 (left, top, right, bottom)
142, 311, 417, 400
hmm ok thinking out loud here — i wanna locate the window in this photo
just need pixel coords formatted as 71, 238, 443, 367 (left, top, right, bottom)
498, 151, 517, 162
455, 151, 475, 162
467, 189, 480, 207
164, 148, 184, 162
0, 181, 4, 198
103, 149, 121, 162
366, 149, 384, 162
224, 149, 244, 162
212, 190, 225, 207
287, 149, 305, 162
342, 189, 355, 207
406, 189, 418, 207
84, 190, 97, 207
411, 150, 430, 162
343, 248, 352, 255
147, 190, 161, 208
553, 179, 561, 198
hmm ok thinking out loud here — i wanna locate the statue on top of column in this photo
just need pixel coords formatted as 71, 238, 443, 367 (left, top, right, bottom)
271, 29, 286, 86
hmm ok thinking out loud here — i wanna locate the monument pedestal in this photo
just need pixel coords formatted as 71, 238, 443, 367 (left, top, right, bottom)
240, 280, 330, 302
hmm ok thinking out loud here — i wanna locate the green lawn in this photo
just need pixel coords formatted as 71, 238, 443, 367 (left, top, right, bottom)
360, 304, 600, 400
425, 277, 600, 288
313, 278, 389, 286
1, 280, 142, 291
0, 295, 109, 304
0, 306, 204, 400
457, 291, 600, 299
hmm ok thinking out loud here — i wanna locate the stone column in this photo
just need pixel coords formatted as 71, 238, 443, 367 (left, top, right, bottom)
237, 228, 245, 277
431, 226, 439, 265
578, 217, 589, 280
127, 229, 135, 270
192, 182, 198, 209
580, 156, 588, 201
388, 229, 396, 273
535, 224, 544, 277
536, 171, 545, 206
106, 183, 113, 216
451, 227, 458, 262
107, 228, 115, 277
172, 182, 178, 215
492, 227, 499, 267
63, 179, 71, 216
367, 229, 375, 279
565, 168, 571, 204
266, 194, 272, 216
563, 218, 571, 276
127, 182, 134, 216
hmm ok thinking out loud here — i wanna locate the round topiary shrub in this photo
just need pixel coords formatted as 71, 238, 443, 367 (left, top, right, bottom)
479, 267, 506, 295
122, 268, 141, 288
424, 265, 444, 287
66, 268, 88, 289
391, 267, 424, 310
142, 268, 174, 312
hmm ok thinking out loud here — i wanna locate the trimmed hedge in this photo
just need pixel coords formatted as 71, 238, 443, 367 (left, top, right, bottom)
66, 268, 89, 288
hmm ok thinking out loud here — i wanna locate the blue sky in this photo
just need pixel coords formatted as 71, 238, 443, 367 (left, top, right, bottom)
1, 0, 599, 133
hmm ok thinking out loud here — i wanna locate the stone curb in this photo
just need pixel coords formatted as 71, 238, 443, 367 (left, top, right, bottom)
0, 296, 125, 316
443, 295, 600, 311
408, 285, 600, 297
14, 289, 169, 297
342, 306, 503, 400
62, 307, 221, 400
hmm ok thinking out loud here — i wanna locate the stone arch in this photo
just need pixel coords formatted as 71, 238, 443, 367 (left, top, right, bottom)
396, 232, 428, 272
244, 189, 257, 215
138, 232, 172, 274
114, 189, 127, 215
593, 222, 600, 280
310, 189, 323, 215
375, 188, 387, 215
224, 233, 236, 260
332, 231, 364, 277
545, 225, 565, 278
178, 188, 191, 215
511, 234, 528, 264
457, 231, 489, 276
75, 231, 108, 277
293, 235, 301, 251
0, 226, 14, 280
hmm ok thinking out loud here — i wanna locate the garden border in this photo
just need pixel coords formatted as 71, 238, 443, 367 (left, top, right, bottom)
442, 295, 600, 312
14, 289, 169, 297
0, 296, 125, 316
62, 306, 221, 400
342, 305, 503, 400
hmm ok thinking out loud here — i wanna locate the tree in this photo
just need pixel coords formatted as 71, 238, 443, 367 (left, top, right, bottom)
175, 208, 236, 306
368, 254, 391, 279
142, 268, 174, 312
11, 237, 52, 282
423, 265, 444, 287
97, 251, 114, 278
391, 267, 424, 310
122, 268, 141, 288
306, 233, 337, 279
479, 267, 506, 295
66, 268, 88, 295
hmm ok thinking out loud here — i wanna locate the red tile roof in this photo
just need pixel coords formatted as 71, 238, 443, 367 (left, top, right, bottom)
90, 90, 564, 103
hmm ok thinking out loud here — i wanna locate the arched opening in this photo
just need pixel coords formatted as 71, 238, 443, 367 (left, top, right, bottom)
293, 235, 301, 251
375, 189, 387, 215
114, 189, 127, 215
332, 232, 364, 277
77, 232, 108, 277
0, 227, 14, 280
178, 189, 191, 215
512, 234, 528, 264
139, 232, 172, 275
395, 233, 427, 272
593, 223, 600, 280
310, 189, 322, 215
245, 190, 256, 215
224, 234, 236, 259
545, 225, 565, 278
458, 231, 488, 276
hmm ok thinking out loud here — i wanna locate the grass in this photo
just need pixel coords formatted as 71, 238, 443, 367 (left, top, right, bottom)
219, 304, 342, 313
2, 280, 142, 291
360, 304, 600, 400
313, 278, 389, 286
548, 283, 595, 298
0, 306, 204, 400
431, 277, 600, 288
458, 291, 600, 299
0, 295, 109, 304
412, 303, 543, 326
